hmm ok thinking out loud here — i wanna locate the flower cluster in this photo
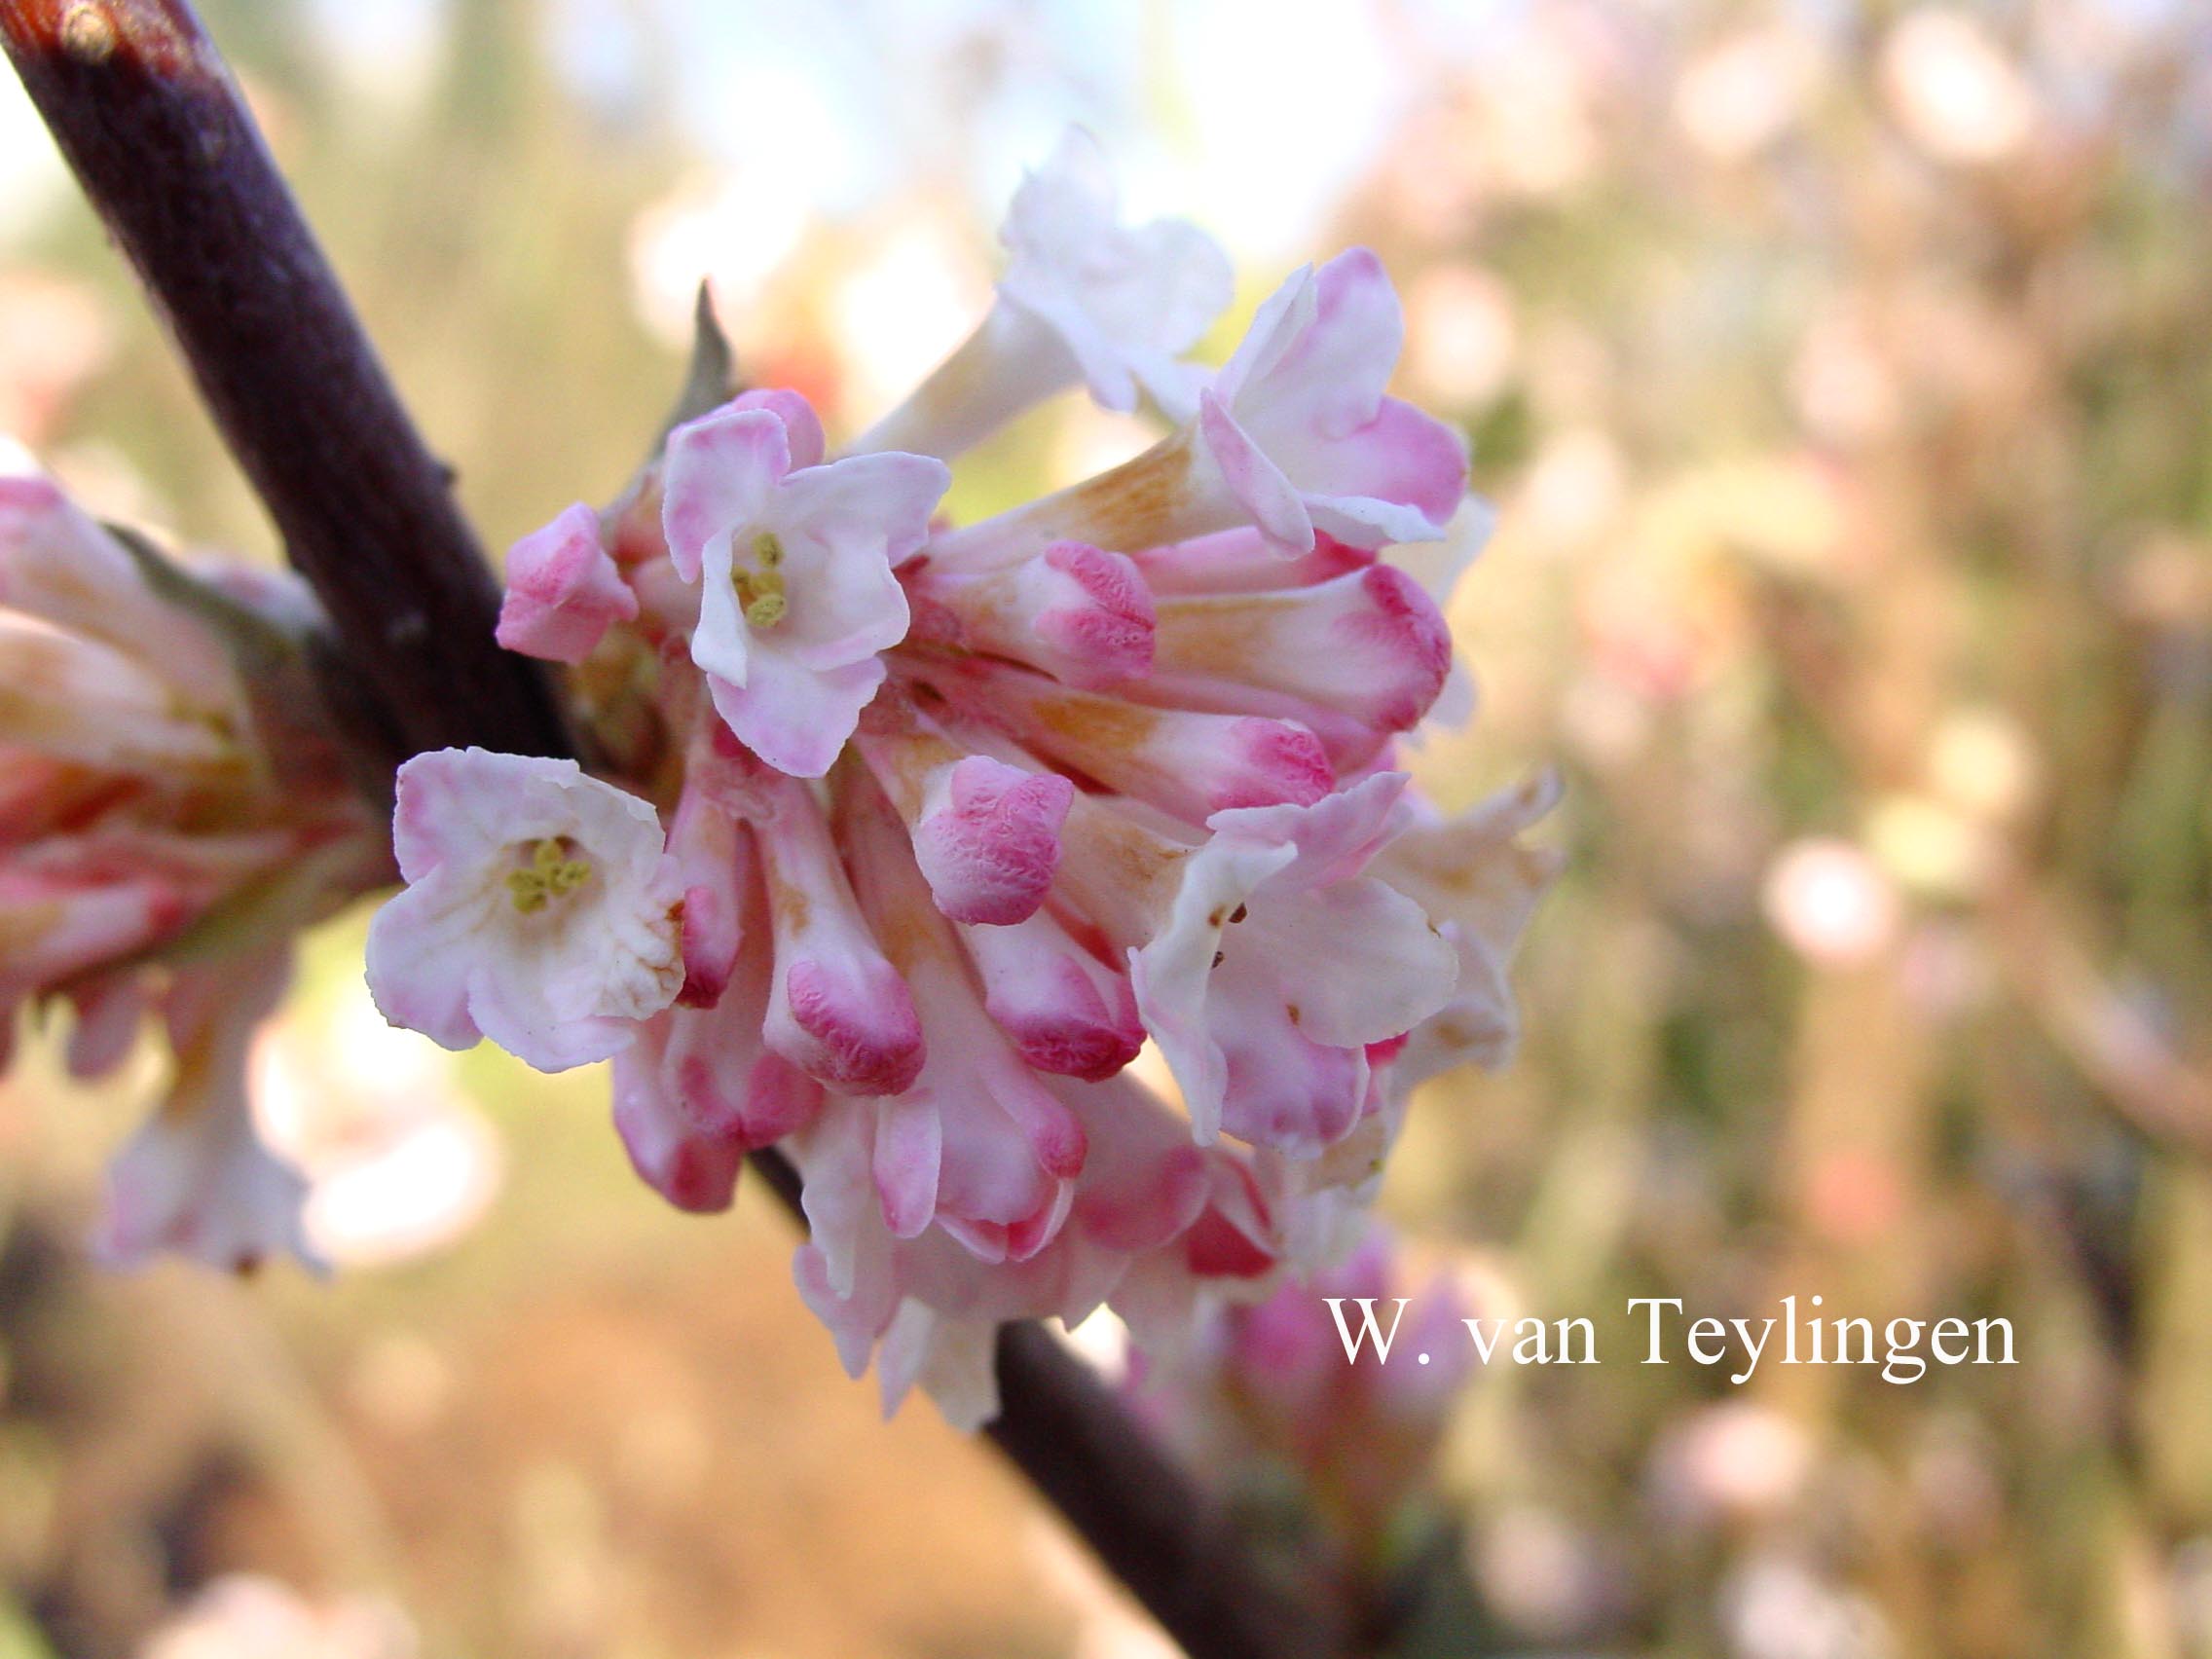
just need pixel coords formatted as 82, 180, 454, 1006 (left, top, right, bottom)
0, 453, 389, 1273
1124, 1224, 1478, 1566
365, 131, 1558, 1425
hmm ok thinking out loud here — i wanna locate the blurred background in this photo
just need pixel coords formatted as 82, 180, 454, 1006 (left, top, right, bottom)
4, 0, 2212, 1653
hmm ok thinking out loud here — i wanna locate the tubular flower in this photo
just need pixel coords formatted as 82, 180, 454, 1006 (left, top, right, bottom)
921, 248, 1468, 572
96, 947, 321, 1274
357, 129, 1555, 1425
853, 127, 1235, 460
0, 459, 390, 1272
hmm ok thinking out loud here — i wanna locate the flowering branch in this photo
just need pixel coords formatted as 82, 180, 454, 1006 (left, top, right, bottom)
0, 5, 1351, 1655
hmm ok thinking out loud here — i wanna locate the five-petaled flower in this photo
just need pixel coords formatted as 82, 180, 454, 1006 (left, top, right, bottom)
365, 748, 686, 1071
660, 388, 949, 776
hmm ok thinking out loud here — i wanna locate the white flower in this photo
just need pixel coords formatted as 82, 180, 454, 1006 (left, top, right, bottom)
365, 748, 684, 1071
661, 390, 947, 777
1131, 773, 1458, 1152
852, 127, 1233, 459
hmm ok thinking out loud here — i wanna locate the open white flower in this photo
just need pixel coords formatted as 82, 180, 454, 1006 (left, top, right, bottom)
853, 127, 1233, 459
929, 249, 1469, 571
1371, 772, 1562, 1085
662, 390, 947, 777
365, 748, 684, 1071
1130, 773, 1458, 1153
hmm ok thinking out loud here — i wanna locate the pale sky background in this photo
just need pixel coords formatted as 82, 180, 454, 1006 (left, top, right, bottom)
0, 0, 1506, 259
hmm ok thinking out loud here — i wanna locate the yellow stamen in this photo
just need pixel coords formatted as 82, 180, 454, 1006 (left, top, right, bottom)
507, 837, 593, 913
731, 531, 792, 629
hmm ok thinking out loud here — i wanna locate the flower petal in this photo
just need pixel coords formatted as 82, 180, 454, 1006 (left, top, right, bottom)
710, 652, 887, 780
660, 405, 789, 582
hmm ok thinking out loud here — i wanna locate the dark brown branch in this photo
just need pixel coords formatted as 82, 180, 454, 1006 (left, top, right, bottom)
987, 1321, 1347, 1659
2, 6, 1349, 1656
0, 0, 569, 766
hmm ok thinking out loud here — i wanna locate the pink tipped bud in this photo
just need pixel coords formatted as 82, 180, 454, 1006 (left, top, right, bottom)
1131, 527, 1371, 597
612, 833, 824, 1215
903, 655, 1332, 827
1119, 678, 1395, 775
1053, 1073, 1212, 1253
1007, 1180, 1079, 1260
729, 387, 827, 471
613, 1032, 744, 1214
912, 756, 1072, 926
1000, 1071, 1088, 1181
678, 879, 737, 1008
960, 907, 1144, 1081
613, 860, 823, 1219
748, 767, 927, 1095
1213, 719, 1336, 812
613, 1091, 739, 1214
668, 954, 826, 1150
777, 954, 928, 1097
665, 771, 753, 1009
873, 1098, 942, 1239
903, 541, 1154, 689
496, 502, 639, 663
1182, 1158, 1279, 1280
834, 761, 1088, 1253
854, 701, 1071, 926
1150, 564, 1451, 733
1024, 542, 1156, 686
730, 1050, 825, 1144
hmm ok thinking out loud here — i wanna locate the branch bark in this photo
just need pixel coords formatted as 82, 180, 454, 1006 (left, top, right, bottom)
1, 6, 1349, 1656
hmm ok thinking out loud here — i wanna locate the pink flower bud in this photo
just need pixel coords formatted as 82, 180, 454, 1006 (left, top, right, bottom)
836, 769, 1085, 1257
959, 905, 1144, 1081
612, 1021, 747, 1215
908, 756, 1073, 926
744, 764, 926, 1094
853, 708, 1071, 926
905, 540, 1155, 689
1151, 564, 1451, 733
496, 501, 639, 663
906, 654, 1331, 827
1130, 526, 1372, 597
